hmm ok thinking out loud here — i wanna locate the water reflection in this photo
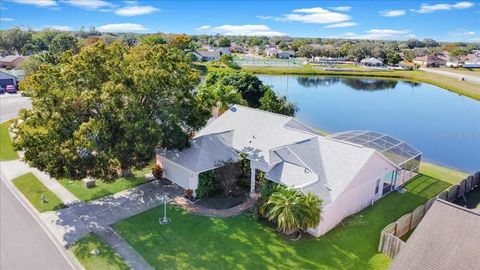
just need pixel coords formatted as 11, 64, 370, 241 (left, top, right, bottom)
296, 76, 407, 91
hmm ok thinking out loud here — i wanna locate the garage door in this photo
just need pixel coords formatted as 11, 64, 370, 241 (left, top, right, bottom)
0, 79, 14, 88
162, 158, 191, 189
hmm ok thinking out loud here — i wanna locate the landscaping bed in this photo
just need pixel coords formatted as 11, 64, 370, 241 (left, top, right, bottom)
12, 173, 65, 212
70, 233, 129, 270
113, 174, 449, 270
196, 187, 249, 209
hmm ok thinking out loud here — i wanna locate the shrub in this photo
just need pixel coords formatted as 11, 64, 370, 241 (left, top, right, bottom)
184, 189, 193, 198
152, 164, 163, 180
196, 170, 217, 198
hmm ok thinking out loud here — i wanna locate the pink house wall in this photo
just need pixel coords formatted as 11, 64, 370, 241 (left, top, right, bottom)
308, 153, 396, 237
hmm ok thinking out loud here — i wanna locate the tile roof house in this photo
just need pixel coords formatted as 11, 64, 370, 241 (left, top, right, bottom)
156, 105, 421, 237
413, 55, 446, 67
390, 200, 480, 270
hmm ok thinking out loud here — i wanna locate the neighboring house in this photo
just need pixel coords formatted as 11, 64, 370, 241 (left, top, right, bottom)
462, 54, 480, 68
193, 50, 221, 61
360, 57, 384, 67
390, 200, 480, 270
413, 55, 446, 67
157, 105, 421, 237
213, 47, 231, 56
0, 69, 19, 88
230, 43, 246, 53
276, 51, 295, 59
0, 55, 26, 68
264, 47, 278, 57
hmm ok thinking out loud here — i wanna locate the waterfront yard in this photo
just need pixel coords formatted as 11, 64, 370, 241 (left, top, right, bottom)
113, 174, 449, 270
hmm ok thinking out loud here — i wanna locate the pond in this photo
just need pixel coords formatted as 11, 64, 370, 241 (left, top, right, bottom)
257, 75, 480, 173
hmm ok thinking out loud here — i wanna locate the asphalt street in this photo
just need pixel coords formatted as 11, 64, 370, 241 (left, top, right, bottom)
1, 94, 74, 270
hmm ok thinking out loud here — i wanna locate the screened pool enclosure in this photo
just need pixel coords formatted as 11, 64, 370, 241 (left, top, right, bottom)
329, 130, 422, 195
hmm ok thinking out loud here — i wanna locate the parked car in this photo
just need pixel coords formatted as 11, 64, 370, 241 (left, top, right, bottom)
5, 85, 16, 93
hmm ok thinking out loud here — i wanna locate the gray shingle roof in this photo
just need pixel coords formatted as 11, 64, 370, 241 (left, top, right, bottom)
158, 131, 238, 172
390, 200, 480, 270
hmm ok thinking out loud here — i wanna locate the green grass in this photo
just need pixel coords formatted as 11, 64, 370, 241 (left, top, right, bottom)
70, 233, 129, 270
0, 120, 19, 161
12, 173, 65, 212
419, 161, 469, 184
195, 63, 480, 101
114, 174, 449, 270
58, 164, 153, 201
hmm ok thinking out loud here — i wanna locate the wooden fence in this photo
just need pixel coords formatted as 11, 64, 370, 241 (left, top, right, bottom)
378, 171, 480, 258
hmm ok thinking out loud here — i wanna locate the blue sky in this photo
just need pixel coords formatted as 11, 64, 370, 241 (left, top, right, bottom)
0, 0, 479, 41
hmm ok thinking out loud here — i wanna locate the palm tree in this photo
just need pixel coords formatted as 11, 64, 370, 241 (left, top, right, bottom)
197, 83, 246, 116
260, 188, 322, 235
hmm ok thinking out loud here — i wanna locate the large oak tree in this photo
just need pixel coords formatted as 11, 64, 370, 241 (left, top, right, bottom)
16, 41, 209, 180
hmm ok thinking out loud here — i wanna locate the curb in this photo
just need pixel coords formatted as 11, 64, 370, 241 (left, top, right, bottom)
1, 164, 84, 270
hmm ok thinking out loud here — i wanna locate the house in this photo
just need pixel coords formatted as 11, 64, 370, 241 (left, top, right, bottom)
230, 43, 246, 53
360, 57, 384, 67
264, 47, 278, 57
390, 200, 480, 270
213, 47, 231, 56
0, 69, 19, 88
157, 105, 421, 237
276, 51, 295, 59
0, 55, 26, 68
413, 55, 446, 67
461, 54, 480, 68
193, 50, 221, 61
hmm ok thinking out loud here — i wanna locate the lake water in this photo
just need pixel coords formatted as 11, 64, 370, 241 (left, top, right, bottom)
257, 75, 480, 173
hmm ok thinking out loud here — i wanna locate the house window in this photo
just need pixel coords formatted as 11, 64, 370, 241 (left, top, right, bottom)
375, 179, 381, 194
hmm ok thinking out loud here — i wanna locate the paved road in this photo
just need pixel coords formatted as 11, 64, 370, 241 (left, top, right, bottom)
0, 180, 74, 270
0, 94, 31, 122
1, 95, 74, 270
420, 68, 480, 84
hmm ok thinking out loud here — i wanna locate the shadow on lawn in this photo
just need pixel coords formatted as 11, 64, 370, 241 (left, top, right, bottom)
112, 175, 450, 270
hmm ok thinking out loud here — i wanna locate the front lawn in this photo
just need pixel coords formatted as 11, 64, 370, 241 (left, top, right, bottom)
12, 173, 65, 212
58, 164, 153, 201
0, 120, 18, 161
70, 233, 129, 270
113, 174, 449, 270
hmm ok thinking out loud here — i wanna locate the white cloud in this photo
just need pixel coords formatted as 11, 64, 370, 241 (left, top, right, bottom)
379, 9, 406, 17
330, 6, 351, 12
196, 25, 211, 30
343, 29, 413, 40
452, 31, 476, 36
284, 7, 351, 24
45, 25, 73, 31
97, 23, 148, 32
198, 24, 286, 36
11, 0, 57, 7
0, 17, 14, 21
64, 0, 113, 10
114, 5, 159, 16
413, 1, 474, 13
324, 22, 356, 28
